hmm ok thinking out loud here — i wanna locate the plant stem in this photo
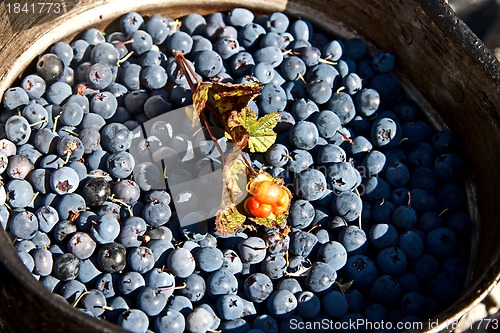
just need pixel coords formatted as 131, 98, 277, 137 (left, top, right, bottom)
174, 51, 201, 88
200, 111, 226, 159
174, 51, 258, 178
175, 51, 226, 158
240, 151, 258, 176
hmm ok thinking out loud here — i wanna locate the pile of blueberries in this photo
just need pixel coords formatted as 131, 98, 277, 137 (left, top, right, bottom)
0, 7, 472, 333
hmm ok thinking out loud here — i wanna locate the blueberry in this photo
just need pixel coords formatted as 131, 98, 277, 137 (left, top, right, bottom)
67, 232, 96, 260
239, 23, 266, 50
46, 81, 72, 105
322, 291, 348, 318
155, 310, 185, 333
5, 115, 31, 145
86, 63, 113, 90
318, 241, 347, 270
128, 30, 153, 55
119, 12, 144, 34
167, 248, 195, 278
266, 289, 298, 319
118, 309, 149, 333
50, 166, 79, 195
258, 83, 287, 114
101, 123, 132, 153
141, 65, 168, 90
253, 46, 284, 67
305, 262, 336, 293
81, 28, 105, 45
36, 53, 64, 82
185, 307, 215, 333
53, 253, 80, 281
97, 242, 127, 273
82, 177, 111, 207
195, 50, 223, 78
167, 31, 193, 55
326, 91, 356, 124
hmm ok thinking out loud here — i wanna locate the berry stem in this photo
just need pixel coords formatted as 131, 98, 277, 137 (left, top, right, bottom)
64, 152, 72, 165
200, 111, 226, 159
297, 72, 307, 84
100, 305, 115, 311
117, 51, 135, 67
281, 48, 299, 56
318, 57, 337, 65
174, 51, 201, 87
27, 191, 39, 207
175, 51, 233, 164
240, 152, 258, 176
336, 130, 354, 144
141, 234, 151, 243
109, 194, 134, 216
354, 187, 363, 229
52, 115, 60, 133
439, 208, 449, 217
71, 291, 90, 308
114, 39, 134, 47
168, 19, 182, 33
157, 282, 187, 294
307, 223, 321, 233
62, 128, 79, 136
30, 119, 48, 127
398, 137, 409, 145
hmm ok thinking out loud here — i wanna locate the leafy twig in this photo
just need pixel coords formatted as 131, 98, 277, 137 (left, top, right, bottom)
174, 52, 290, 235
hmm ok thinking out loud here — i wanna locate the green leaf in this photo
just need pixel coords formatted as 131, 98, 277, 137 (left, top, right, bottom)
239, 110, 280, 153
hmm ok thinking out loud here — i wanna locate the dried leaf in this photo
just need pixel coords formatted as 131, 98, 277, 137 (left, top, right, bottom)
208, 81, 263, 116
250, 210, 288, 229
191, 82, 212, 126
192, 81, 262, 125
183, 104, 198, 124
215, 146, 249, 235
336, 280, 354, 294
221, 147, 248, 206
215, 203, 247, 236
